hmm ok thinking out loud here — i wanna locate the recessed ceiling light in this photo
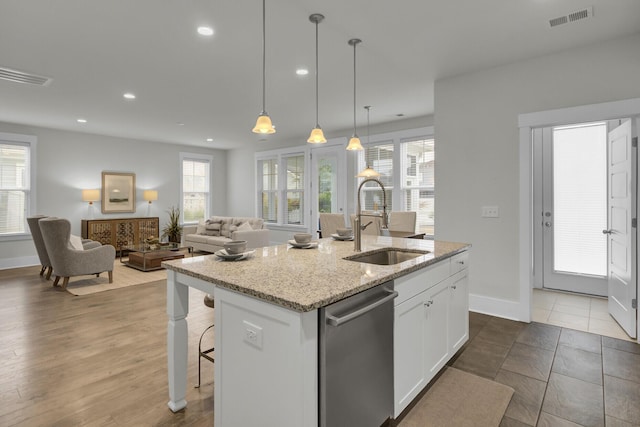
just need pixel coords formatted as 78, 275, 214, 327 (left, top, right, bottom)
77, 118, 87, 123
296, 68, 309, 76
177, 122, 185, 126
197, 26, 214, 36
206, 138, 213, 142
123, 92, 136, 99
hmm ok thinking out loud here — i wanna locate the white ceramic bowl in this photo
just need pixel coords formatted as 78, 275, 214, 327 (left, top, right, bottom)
293, 233, 312, 244
336, 228, 353, 237
224, 240, 247, 255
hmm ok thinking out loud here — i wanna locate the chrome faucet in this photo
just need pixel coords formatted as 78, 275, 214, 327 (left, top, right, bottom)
354, 178, 388, 251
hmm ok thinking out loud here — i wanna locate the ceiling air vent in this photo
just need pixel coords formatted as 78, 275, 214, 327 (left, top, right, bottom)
0, 66, 52, 86
549, 6, 594, 28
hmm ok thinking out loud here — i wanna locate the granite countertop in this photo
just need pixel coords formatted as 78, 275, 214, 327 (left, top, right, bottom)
163, 236, 470, 312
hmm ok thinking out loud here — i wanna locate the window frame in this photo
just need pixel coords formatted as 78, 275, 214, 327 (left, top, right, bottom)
0, 132, 37, 242
179, 152, 212, 225
255, 147, 310, 231
356, 126, 434, 235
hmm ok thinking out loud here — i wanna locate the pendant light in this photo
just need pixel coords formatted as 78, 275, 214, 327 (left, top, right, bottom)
307, 14, 326, 144
252, 0, 276, 134
345, 38, 363, 151
357, 105, 380, 177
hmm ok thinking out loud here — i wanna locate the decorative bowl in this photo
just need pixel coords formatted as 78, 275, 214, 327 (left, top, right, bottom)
293, 233, 312, 244
224, 240, 247, 255
336, 228, 353, 237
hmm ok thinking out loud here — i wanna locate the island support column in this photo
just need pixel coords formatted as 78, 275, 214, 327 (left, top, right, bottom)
166, 269, 189, 412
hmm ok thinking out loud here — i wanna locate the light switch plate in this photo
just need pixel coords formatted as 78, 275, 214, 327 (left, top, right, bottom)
482, 206, 499, 218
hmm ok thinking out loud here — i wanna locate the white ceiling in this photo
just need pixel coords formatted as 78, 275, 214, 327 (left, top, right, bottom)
1, 0, 639, 150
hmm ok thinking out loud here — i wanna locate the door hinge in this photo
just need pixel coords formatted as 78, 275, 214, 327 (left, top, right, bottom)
632, 137, 638, 148
633, 299, 637, 310
633, 218, 637, 228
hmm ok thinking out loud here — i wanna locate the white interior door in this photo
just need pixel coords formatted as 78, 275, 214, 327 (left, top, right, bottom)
606, 119, 637, 338
310, 144, 347, 234
541, 123, 608, 296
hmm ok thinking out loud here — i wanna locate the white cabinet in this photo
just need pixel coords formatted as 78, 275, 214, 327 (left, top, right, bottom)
393, 250, 469, 417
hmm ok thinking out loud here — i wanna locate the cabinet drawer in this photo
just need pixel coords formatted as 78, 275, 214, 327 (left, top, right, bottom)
395, 260, 450, 305
450, 251, 469, 274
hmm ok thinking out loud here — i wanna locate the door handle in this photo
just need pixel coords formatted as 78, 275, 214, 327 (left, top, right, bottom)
602, 229, 613, 234
326, 288, 398, 326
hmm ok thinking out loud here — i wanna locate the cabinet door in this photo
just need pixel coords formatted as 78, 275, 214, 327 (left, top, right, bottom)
449, 269, 469, 353
394, 291, 427, 417
424, 280, 450, 381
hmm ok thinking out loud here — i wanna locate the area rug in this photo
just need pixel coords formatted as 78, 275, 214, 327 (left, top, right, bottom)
64, 261, 167, 296
398, 367, 514, 427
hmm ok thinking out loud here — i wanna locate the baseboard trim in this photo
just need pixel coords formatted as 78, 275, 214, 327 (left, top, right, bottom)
469, 293, 529, 322
0, 255, 39, 270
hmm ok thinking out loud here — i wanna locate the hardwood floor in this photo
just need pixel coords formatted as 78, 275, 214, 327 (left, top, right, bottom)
0, 266, 215, 427
1, 267, 639, 426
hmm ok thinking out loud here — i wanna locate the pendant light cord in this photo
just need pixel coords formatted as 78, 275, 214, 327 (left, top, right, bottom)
352, 41, 357, 134
261, 0, 266, 114
315, 18, 319, 127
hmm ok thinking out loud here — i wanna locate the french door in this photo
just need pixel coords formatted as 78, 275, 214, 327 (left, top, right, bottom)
310, 144, 347, 233
540, 122, 609, 296
606, 120, 637, 338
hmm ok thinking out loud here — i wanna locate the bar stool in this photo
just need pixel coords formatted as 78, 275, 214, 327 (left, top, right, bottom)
195, 294, 215, 389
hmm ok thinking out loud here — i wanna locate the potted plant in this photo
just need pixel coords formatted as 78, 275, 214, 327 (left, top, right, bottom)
162, 206, 183, 243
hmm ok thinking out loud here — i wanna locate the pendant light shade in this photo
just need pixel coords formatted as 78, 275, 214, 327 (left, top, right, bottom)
307, 13, 326, 144
357, 166, 381, 178
252, 0, 276, 135
345, 38, 363, 151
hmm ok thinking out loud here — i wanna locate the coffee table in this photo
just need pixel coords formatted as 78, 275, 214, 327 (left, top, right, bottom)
120, 243, 193, 272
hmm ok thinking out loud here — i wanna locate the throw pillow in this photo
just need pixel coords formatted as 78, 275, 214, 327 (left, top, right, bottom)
69, 234, 84, 250
196, 219, 206, 235
237, 222, 253, 232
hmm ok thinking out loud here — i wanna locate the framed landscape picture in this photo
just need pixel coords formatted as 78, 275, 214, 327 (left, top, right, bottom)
101, 172, 136, 213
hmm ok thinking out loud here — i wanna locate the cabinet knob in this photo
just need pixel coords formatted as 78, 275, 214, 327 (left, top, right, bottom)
451, 285, 457, 290
458, 260, 465, 265
424, 300, 434, 307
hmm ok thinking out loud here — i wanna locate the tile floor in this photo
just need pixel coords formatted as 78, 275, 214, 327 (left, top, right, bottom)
532, 288, 633, 342
450, 313, 640, 427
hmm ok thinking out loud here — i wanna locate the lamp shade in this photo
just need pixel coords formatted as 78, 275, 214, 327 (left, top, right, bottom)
307, 127, 327, 143
356, 166, 381, 178
82, 189, 100, 203
143, 190, 158, 202
252, 113, 276, 134
346, 136, 363, 151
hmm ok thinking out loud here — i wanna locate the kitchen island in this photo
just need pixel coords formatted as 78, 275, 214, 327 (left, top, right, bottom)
163, 235, 470, 426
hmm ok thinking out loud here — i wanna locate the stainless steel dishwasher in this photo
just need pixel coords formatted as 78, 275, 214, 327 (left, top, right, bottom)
319, 283, 397, 427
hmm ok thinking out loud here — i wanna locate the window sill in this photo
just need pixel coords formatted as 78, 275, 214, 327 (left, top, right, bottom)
0, 233, 31, 242
265, 224, 309, 233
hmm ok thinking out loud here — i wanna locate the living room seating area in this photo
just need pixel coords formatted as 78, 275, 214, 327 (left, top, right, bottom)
182, 216, 270, 253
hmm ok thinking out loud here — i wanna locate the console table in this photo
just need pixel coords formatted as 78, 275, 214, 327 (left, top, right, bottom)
81, 217, 159, 253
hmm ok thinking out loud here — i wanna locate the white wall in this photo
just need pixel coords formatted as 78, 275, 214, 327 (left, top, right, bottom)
435, 33, 640, 318
0, 122, 226, 268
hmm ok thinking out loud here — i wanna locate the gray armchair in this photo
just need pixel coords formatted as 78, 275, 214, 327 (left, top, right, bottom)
39, 218, 116, 289
27, 215, 53, 279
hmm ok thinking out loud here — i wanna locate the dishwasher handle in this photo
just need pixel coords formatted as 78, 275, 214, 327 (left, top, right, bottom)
326, 288, 398, 327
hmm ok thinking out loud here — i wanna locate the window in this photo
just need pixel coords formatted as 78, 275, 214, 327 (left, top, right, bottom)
0, 132, 36, 239
357, 127, 434, 236
258, 157, 278, 223
357, 142, 394, 212
256, 149, 308, 228
401, 138, 434, 235
285, 154, 304, 225
180, 153, 212, 224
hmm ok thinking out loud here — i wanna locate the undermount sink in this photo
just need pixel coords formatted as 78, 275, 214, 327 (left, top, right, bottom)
344, 248, 430, 266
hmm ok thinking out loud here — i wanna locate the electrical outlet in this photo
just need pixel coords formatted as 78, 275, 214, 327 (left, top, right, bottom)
482, 206, 499, 218
243, 320, 263, 349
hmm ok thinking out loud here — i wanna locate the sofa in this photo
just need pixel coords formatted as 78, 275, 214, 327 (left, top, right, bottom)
183, 216, 270, 253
